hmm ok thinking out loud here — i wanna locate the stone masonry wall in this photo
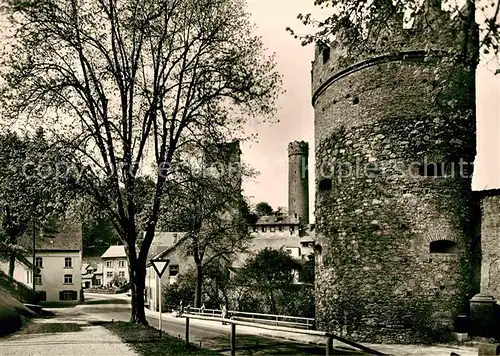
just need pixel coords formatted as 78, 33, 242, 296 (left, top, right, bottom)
312, 1, 478, 344
480, 192, 500, 299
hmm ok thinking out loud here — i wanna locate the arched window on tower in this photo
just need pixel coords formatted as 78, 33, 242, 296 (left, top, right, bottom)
429, 240, 458, 254
322, 46, 330, 64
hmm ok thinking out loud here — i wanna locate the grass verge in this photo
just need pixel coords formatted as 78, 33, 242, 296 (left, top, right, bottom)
18, 322, 82, 334
105, 321, 220, 355
40, 302, 78, 309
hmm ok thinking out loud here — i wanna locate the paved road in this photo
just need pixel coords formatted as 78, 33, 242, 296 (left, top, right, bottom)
71, 293, 357, 355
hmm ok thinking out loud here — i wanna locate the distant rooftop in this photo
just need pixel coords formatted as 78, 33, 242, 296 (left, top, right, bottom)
101, 245, 126, 259
252, 215, 300, 226
20, 218, 82, 252
146, 232, 187, 262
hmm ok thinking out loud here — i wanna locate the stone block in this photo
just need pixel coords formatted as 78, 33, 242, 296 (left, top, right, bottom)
470, 294, 496, 338
477, 343, 500, 356
452, 332, 469, 342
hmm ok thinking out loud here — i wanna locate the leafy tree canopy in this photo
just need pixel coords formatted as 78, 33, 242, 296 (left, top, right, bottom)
254, 202, 274, 217
0, 129, 74, 276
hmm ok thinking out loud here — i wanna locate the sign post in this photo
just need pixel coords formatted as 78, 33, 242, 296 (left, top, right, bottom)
151, 258, 170, 338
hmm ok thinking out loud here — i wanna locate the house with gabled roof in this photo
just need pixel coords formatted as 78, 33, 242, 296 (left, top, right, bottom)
144, 231, 190, 311
81, 261, 103, 289
101, 245, 128, 287
15, 217, 83, 303
0, 253, 35, 291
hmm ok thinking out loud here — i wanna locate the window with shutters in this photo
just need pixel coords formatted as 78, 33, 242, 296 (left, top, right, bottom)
60, 290, 77, 301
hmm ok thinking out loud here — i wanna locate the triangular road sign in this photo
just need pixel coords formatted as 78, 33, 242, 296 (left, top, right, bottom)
151, 258, 170, 278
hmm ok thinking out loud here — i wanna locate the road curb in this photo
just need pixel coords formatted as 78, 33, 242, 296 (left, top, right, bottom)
259, 332, 326, 346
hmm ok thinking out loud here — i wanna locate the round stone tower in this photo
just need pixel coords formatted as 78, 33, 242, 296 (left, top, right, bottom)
312, 1, 479, 343
288, 141, 309, 225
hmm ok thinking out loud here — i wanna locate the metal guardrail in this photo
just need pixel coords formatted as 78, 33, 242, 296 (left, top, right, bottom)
182, 313, 386, 356
186, 307, 315, 330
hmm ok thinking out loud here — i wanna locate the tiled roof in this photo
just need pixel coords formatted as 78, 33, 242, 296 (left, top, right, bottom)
19, 218, 82, 251
101, 245, 126, 259
146, 232, 187, 262
16, 254, 34, 269
252, 215, 300, 225
300, 235, 315, 243
300, 227, 315, 243
146, 232, 189, 266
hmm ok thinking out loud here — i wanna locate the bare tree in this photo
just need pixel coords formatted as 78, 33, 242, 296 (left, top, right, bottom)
160, 142, 253, 307
0, 0, 281, 323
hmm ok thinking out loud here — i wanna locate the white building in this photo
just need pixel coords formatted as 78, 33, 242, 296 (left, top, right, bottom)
0, 255, 34, 288
81, 262, 103, 289
244, 215, 314, 261
14, 219, 84, 303
144, 232, 190, 311
101, 245, 129, 286
234, 215, 315, 283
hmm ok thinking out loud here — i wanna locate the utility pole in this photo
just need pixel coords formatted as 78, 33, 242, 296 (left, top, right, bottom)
32, 219, 36, 294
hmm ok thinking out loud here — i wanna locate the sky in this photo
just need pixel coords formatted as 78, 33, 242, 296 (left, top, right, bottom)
240, 0, 500, 222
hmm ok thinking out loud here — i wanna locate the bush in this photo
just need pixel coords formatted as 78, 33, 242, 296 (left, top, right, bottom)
0, 303, 21, 336
280, 285, 315, 318
162, 272, 196, 310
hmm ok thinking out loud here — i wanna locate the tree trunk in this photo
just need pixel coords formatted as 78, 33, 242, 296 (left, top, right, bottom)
269, 291, 277, 315
195, 264, 203, 308
129, 255, 148, 325
8, 251, 15, 279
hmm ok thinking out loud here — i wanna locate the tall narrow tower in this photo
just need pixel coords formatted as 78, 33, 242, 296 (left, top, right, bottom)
288, 141, 309, 225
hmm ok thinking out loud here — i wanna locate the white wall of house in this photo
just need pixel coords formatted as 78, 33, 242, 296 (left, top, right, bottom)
102, 258, 129, 286
284, 246, 301, 258
0, 260, 32, 287
35, 251, 82, 302
248, 223, 300, 238
145, 251, 193, 311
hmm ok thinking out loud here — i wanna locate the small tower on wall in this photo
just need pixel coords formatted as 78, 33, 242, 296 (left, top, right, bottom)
288, 141, 309, 225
